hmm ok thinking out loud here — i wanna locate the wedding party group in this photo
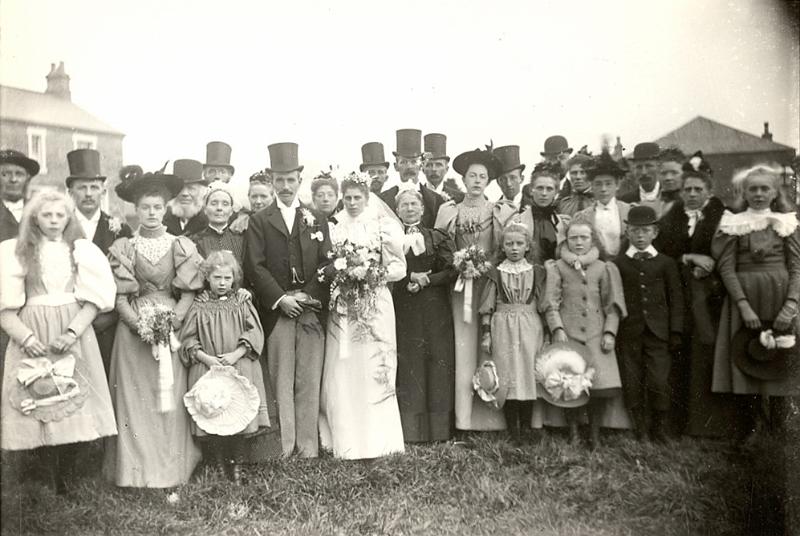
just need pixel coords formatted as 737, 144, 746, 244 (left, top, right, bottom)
0, 127, 797, 495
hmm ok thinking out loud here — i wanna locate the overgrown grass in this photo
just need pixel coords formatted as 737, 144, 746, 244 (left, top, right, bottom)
0, 433, 761, 535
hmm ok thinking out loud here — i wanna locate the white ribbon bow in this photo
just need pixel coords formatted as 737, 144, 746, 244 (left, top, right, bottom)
543, 370, 594, 402
152, 331, 181, 413
402, 233, 426, 256
17, 355, 80, 415
454, 276, 473, 323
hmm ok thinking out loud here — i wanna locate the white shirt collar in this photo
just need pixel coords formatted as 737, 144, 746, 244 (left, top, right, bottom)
639, 182, 661, 202
276, 197, 300, 211
597, 197, 618, 211
625, 244, 659, 258
501, 192, 523, 207
3, 199, 24, 222
426, 180, 444, 194
75, 208, 101, 225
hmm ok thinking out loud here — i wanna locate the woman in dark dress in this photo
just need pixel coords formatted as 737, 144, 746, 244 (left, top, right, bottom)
654, 166, 744, 437
392, 189, 457, 442
515, 162, 570, 264
190, 183, 245, 261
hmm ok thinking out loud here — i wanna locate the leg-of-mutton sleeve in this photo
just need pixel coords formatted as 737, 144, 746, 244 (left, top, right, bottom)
427, 229, 458, 288
240, 297, 265, 359
599, 261, 627, 336
478, 267, 499, 317
0, 239, 33, 344
380, 217, 408, 283
172, 236, 205, 322
542, 260, 565, 333
434, 201, 459, 241
108, 237, 140, 329
73, 239, 116, 313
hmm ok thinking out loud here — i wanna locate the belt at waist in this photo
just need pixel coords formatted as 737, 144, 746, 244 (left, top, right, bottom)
495, 303, 533, 312
26, 293, 77, 307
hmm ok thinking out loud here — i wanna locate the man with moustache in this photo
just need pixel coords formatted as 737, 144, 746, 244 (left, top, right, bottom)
163, 159, 209, 236
422, 133, 464, 203
0, 149, 39, 241
244, 142, 331, 458
359, 142, 392, 195
202, 141, 235, 184
66, 149, 132, 374
619, 142, 662, 206
380, 129, 444, 228
493, 145, 526, 209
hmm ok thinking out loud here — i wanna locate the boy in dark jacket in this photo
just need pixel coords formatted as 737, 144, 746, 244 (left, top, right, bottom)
614, 205, 683, 442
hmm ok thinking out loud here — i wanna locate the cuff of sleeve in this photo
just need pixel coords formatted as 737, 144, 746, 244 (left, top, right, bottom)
272, 295, 286, 310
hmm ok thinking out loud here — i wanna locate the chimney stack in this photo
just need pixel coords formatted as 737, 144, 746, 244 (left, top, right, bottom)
45, 61, 71, 101
762, 121, 773, 141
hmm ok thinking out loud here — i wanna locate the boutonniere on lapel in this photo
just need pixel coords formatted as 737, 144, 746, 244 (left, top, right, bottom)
108, 216, 123, 235
300, 207, 324, 241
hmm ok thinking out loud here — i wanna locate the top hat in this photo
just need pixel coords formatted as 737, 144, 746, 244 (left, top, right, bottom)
452, 147, 503, 182
535, 341, 595, 408
541, 135, 572, 156
173, 159, 208, 185
266, 142, 304, 173
359, 142, 390, 172
66, 149, 106, 187
626, 205, 659, 226
734, 326, 797, 381
0, 149, 40, 177
493, 145, 526, 175
424, 133, 450, 162
587, 151, 626, 180
393, 129, 423, 158
115, 165, 183, 203
630, 142, 661, 161
204, 141, 234, 173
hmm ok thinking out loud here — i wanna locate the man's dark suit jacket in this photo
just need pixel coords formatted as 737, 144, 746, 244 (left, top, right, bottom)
163, 208, 208, 236
0, 201, 19, 242
380, 184, 444, 229
92, 211, 133, 255
243, 201, 331, 336
614, 251, 684, 342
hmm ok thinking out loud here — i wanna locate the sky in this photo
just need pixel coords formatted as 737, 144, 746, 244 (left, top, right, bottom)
1, 0, 798, 196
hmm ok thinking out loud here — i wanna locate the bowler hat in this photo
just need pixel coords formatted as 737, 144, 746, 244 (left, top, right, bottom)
734, 326, 798, 381
173, 159, 208, 185
540, 135, 572, 157
626, 205, 659, 226
630, 142, 660, 161
66, 149, 106, 187
204, 141, 234, 174
266, 142, 304, 173
393, 129, 423, 158
452, 147, 503, 181
424, 133, 450, 162
493, 145, 526, 175
115, 165, 183, 203
0, 149, 39, 177
359, 142, 389, 172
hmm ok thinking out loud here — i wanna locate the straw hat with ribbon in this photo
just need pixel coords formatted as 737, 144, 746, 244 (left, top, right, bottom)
183, 366, 260, 436
535, 341, 596, 408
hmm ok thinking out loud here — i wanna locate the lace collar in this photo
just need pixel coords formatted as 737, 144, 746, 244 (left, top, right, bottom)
717, 208, 798, 238
497, 258, 532, 274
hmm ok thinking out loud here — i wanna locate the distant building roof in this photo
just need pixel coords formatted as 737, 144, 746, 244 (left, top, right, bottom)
0, 85, 123, 136
654, 115, 793, 155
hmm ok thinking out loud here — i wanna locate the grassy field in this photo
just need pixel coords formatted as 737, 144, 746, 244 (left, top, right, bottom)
2, 429, 783, 536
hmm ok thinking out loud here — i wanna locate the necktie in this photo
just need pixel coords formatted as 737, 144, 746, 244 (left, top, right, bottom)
405, 223, 420, 234
634, 251, 651, 261
685, 209, 701, 237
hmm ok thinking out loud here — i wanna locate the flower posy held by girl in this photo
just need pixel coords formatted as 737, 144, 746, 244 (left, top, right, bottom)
137, 301, 181, 412
452, 245, 493, 322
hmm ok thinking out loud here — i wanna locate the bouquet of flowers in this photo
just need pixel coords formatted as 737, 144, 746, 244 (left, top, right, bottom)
452, 245, 493, 322
322, 239, 387, 334
137, 302, 181, 412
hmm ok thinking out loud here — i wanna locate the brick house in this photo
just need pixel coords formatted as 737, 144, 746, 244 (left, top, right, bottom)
0, 62, 125, 214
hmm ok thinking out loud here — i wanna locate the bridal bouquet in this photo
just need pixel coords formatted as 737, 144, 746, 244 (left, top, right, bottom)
137, 302, 181, 412
452, 245, 493, 323
322, 239, 387, 332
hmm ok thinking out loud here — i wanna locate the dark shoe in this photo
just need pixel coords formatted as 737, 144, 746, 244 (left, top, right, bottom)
588, 421, 601, 450
568, 422, 581, 446
651, 411, 669, 444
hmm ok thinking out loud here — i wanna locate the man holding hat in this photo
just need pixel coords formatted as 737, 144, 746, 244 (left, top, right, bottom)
620, 142, 662, 205
66, 149, 132, 374
422, 133, 464, 203
163, 159, 210, 236
540, 135, 573, 198
493, 145, 526, 209
0, 149, 39, 241
244, 142, 331, 458
202, 141, 235, 184
359, 142, 392, 195
380, 129, 444, 228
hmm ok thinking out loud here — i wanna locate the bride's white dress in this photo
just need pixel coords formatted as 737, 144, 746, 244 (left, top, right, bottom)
318, 203, 407, 459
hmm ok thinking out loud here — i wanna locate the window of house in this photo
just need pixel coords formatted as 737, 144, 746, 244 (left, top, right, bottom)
72, 133, 98, 150
26, 127, 47, 174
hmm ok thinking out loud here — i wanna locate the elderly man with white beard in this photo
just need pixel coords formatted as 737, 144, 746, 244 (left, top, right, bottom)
163, 159, 210, 236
